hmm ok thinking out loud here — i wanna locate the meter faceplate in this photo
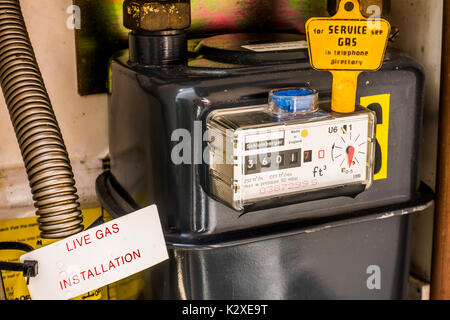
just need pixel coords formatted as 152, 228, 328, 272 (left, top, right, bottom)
207, 105, 376, 211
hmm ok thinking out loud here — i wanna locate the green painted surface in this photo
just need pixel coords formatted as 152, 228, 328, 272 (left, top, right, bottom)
299, 0, 328, 22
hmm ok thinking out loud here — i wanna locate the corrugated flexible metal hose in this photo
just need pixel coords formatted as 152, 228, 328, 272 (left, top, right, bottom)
0, 0, 84, 238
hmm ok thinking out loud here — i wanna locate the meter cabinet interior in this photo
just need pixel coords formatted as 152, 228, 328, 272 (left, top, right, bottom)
108, 44, 425, 240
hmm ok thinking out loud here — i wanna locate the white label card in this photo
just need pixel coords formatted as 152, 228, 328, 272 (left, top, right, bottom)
20, 205, 168, 300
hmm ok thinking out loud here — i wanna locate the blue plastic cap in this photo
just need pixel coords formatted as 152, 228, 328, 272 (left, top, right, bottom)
269, 88, 318, 116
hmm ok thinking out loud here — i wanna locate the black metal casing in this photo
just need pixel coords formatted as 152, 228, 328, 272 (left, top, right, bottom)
106, 37, 430, 299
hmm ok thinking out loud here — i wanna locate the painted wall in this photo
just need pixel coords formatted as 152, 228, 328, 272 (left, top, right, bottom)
0, 0, 109, 219
389, 0, 443, 283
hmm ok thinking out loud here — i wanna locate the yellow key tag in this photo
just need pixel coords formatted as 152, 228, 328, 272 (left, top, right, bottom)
306, 0, 390, 113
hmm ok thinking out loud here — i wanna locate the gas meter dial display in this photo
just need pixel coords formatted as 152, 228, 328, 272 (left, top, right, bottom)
207, 105, 376, 211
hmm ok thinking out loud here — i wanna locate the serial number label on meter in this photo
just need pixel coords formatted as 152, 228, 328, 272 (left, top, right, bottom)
234, 115, 372, 202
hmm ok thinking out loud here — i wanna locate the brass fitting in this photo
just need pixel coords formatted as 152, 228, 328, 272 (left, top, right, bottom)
328, 0, 391, 18
123, 0, 191, 32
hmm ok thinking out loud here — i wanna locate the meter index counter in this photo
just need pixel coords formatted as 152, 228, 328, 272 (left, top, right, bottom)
207, 89, 376, 211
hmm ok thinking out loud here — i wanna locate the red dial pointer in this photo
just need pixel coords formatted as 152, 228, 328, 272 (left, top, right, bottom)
347, 145, 355, 167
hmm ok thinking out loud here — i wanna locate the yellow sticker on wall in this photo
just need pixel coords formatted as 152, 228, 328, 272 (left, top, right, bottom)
360, 94, 390, 180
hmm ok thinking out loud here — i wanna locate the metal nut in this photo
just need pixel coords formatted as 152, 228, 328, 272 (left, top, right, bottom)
123, 0, 191, 32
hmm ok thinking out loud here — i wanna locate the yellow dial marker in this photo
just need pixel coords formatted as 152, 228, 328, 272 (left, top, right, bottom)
301, 129, 309, 138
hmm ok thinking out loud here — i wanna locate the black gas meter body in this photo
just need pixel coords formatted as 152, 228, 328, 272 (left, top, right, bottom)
105, 32, 429, 299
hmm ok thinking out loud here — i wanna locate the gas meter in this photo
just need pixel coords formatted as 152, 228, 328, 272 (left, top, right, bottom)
207, 89, 376, 210
104, 0, 430, 301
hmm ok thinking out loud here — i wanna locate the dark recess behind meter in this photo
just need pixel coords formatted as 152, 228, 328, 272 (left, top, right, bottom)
72, 0, 328, 95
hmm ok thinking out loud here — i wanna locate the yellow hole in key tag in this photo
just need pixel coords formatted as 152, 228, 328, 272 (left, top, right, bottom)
306, 0, 390, 113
